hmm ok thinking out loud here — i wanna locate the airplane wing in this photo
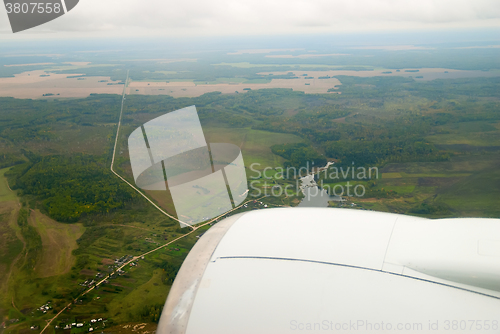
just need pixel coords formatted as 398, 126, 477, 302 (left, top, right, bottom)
157, 208, 500, 334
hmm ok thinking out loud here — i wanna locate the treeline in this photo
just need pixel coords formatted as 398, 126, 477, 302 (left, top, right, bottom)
412, 77, 500, 100
158, 260, 181, 285
324, 138, 450, 166
0, 153, 26, 169
138, 304, 163, 323
409, 202, 451, 215
0, 95, 120, 143
123, 89, 345, 127
331, 75, 415, 98
2, 76, 498, 181
271, 143, 326, 169
12, 155, 138, 222
121, 87, 470, 170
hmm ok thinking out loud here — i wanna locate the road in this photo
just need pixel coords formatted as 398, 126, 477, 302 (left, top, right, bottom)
108, 70, 192, 229
39, 72, 284, 333
39, 194, 272, 334
82, 194, 271, 297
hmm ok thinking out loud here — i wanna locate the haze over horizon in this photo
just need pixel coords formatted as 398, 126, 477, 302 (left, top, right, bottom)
1, 0, 499, 41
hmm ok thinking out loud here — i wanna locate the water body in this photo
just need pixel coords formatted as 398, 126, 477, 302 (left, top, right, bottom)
298, 165, 342, 207
298, 186, 332, 207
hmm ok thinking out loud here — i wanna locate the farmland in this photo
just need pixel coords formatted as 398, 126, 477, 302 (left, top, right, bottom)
0, 41, 500, 334
126, 77, 342, 97
3, 66, 500, 99
0, 70, 123, 99
328, 154, 500, 218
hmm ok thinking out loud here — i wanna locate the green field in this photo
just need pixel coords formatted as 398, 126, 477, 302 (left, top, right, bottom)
426, 132, 500, 146
341, 154, 500, 217
204, 127, 302, 168
436, 169, 500, 217
0, 168, 17, 202
29, 210, 85, 278
0, 165, 193, 333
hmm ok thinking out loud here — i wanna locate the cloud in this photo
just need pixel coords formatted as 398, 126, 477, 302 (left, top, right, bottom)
1, 0, 499, 38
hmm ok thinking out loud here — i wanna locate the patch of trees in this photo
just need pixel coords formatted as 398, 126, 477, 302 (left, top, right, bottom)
324, 138, 449, 166
0, 152, 25, 169
160, 260, 181, 285
0, 95, 120, 144
139, 304, 163, 323
14, 155, 138, 222
409, 202, 451, 215
412, 77, 500, 99
271, 143, 326, 169
331, 75, 415, 98
153, 259, 181, 285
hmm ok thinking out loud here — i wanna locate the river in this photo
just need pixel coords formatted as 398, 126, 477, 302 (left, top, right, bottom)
298, 163, 342, 207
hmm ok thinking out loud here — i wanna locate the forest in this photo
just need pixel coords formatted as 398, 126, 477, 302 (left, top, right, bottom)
1, 67, 500, 334
1, 75, 499, 225
271, 142, 326, 169
9, 155, 137, 222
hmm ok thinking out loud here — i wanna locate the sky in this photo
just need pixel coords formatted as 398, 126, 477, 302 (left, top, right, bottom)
0, 0, 500, 40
